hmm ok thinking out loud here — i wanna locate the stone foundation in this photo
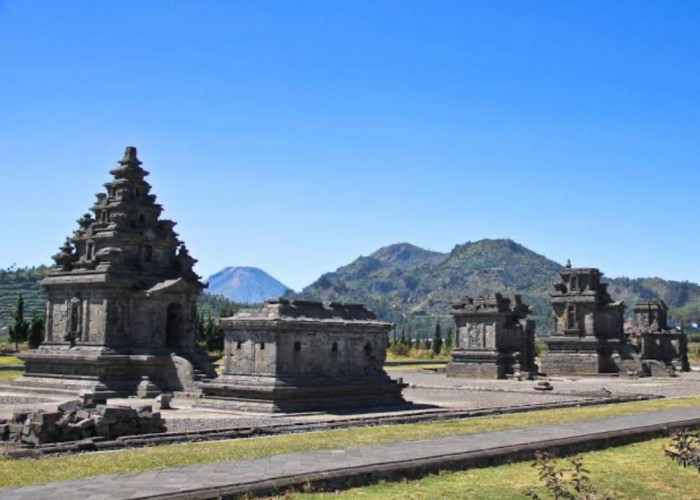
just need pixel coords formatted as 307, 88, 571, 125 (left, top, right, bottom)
1, 349, 201, 398
198, 374, 407, 413
446, 351, 510, 378
540, 337, 622, 376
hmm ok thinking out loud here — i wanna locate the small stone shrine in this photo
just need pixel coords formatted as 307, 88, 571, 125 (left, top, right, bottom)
446, 294, 536, 379
540, 263, 626, 375
6, 147, 215, 397
198, 299, 407, 413
631, 300, 689, 375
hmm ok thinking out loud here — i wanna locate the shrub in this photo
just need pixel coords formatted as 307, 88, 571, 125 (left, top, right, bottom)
527, 452, 620, 500
664, 429, 699, 472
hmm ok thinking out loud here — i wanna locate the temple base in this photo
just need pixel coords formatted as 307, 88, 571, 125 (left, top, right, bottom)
540, 336, 623, 376
0, 346, 210, 397
446, 349, 535, 379
196, 374, 408, 413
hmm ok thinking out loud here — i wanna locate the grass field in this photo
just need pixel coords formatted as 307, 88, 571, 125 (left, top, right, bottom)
280, 438, 699, 500
0, 370, 22, 381
0, 396, 698, 489
0, 356, 23, 366
386, 351, 450, 362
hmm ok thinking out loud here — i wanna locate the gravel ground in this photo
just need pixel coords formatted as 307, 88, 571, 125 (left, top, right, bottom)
391, 370, 700, 399
1, 370, 698, 434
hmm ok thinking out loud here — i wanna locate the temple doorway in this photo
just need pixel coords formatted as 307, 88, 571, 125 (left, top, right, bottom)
166, 303, 182, 350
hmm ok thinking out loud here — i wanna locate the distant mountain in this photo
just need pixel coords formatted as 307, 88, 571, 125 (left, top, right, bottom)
297, 239, 700, 335
206, 267, 291, 304
370, 243, 447, 269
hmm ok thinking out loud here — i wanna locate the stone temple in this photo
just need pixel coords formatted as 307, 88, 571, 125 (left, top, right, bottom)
198, 299, 407, 412
630, 300, 690, 375
446, 294, 536, 379
540, 264, 626, 375
6, 147, 215, 397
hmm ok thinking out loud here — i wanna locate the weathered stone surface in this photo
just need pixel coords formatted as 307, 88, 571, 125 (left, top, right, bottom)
540, 264, 630, 376
1, 399, 166, 445
628, 300, 690, 373
155, 392, 173, 410
446, 294, 536, 379
5, 147, 215, 398
198, 299, 407, 412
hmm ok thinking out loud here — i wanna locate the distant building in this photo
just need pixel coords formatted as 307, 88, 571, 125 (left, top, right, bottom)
540, 265, 626, 375
446, 294, 536, 379
630, 300, 689, 374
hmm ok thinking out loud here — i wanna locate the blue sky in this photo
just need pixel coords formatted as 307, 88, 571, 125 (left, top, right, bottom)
1, 1, 699, 291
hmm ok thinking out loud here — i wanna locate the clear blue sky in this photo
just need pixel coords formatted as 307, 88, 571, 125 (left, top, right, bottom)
1, 1, 699, 291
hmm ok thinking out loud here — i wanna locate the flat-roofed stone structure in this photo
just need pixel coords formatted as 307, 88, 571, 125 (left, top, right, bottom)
4, 147, 215, 397
631, 300, 689, 375
446, 294, 536, 379
540, 264, 626, 375
198, 299, 407, 413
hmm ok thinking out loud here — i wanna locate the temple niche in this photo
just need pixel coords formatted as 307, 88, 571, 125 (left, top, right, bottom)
6, 147, 215, 397
446, 294, 536, 379
540, 263, 627, 375
630, 300, 690, 375
198, 299, 407, 413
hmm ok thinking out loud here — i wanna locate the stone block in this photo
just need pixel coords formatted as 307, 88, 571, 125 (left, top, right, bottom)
96, 405, 133, 419
58, 400, 81, 414
12, 410, 29, 423
155, 393, 173, 410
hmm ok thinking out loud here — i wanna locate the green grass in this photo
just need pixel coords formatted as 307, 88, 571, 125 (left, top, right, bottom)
0, 356, 23, 366
283, 438, 699, 500
0, 396, 698, 488
0, 369, 23, 381
386, 350, 451, 362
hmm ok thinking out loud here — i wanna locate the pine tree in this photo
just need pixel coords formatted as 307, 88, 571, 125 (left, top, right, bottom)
445, 326, 454, 353
432, 322, 443, 355
8, 295, 29, 351
27, 311, 45, 349
203, 315, 224, 354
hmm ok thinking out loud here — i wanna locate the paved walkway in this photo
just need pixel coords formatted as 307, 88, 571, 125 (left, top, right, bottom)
1, 407, 699, 500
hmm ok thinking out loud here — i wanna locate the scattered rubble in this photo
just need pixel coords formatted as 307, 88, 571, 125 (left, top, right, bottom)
0, 393, 166, 446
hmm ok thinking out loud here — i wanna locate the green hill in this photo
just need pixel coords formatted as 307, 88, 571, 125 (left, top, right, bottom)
297, 239, 700, 337
0, 266, 50, 329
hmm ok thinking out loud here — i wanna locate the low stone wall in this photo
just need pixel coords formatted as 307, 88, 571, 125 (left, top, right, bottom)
0, 398, 165, 445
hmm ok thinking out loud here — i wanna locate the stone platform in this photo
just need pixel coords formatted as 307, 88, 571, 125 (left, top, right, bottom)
0, 407, 698, 500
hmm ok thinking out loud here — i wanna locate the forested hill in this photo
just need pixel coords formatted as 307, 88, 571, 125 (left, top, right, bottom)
3, 241, 700, 336
296, 239, 700, 336
0, 266, 50, 327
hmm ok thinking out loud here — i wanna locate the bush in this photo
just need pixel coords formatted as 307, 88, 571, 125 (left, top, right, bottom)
388, 342, 411, 357
527, 452, 620, 500
665, 429, 699, 472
